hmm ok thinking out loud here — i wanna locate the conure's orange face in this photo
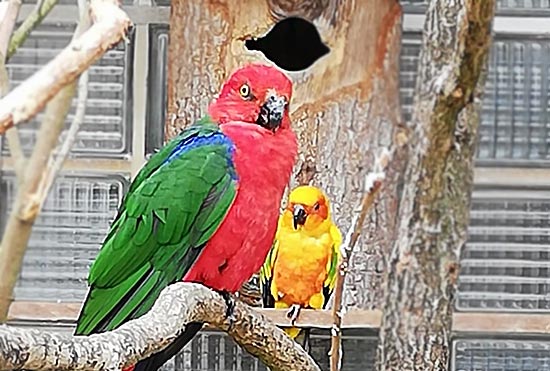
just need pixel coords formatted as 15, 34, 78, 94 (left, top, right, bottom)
283, 186, 330, 231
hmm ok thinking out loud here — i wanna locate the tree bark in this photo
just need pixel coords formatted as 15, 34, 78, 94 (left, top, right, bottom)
0, 283, 319, 371
377, 1, 496, 370
168, 0, 406, 311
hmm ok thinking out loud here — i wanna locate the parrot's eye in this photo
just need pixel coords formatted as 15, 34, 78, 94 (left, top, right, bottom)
313, 203, 320, 211
239, 84, 252, 100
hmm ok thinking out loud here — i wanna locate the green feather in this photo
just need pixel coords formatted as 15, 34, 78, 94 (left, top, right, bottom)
75, 117, 237, 335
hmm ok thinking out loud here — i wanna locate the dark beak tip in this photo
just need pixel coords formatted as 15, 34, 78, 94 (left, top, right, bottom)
292, 205, 307, 229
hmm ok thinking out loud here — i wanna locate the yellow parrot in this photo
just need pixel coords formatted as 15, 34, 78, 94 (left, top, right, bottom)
259, 185, 342, 350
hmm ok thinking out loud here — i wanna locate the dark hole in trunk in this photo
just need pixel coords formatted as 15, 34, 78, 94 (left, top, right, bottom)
245, 17, 330, 72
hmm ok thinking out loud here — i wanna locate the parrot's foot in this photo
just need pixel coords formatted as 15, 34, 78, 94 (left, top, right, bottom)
218, 290, 237, 328
286, 304, 302, 326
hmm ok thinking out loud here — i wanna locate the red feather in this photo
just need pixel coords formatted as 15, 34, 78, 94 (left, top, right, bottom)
184, 64, 297, 292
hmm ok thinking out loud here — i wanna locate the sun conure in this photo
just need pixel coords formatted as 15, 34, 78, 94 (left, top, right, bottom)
259, 185, 342, 351
74, 64, 298, 371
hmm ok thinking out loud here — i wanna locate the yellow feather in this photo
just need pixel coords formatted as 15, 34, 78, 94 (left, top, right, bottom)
267, 186, 342, 308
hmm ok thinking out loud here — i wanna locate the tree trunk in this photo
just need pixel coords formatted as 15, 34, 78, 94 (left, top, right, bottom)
377, 1, 496, 370
167, 0, 405, 310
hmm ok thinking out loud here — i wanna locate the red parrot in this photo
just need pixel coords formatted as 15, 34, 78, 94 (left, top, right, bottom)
74, 64, 297, 371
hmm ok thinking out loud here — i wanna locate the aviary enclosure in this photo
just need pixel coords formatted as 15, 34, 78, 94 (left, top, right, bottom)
0, 1, 549, 371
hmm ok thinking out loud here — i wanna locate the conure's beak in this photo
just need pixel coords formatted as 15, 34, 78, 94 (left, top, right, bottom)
256, 93, 287, 132
292, 204, 307, 230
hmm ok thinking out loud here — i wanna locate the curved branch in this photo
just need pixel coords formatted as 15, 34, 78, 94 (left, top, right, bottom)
0, 282, 320, 371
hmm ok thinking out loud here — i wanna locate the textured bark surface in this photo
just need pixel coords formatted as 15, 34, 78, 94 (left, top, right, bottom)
168, 0, 405, 310
377, 1, 495, 370
0, 283, 319, 371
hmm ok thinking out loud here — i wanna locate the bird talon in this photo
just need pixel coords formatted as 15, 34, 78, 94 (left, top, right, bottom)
218, 290, 236, 329
286, 304, 302, 325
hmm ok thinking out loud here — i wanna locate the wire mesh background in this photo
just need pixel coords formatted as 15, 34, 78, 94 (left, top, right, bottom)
1, 2, 550, 371
400, 33, 550, 164
0, 172, 128, 301
2, 23, 132, 158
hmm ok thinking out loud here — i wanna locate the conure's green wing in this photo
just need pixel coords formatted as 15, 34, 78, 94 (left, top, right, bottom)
322, 224, 343, 308
75, 117, 238, 335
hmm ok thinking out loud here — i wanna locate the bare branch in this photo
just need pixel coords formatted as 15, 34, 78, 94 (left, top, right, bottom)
0, 0, 26, 182
6, 0, 59, 60
0, 82, 76, 321
35, 3, 91, 206
0, 0, 132, 135
0, 1, 93, 321
0, 282, 320, 371
0, 0, 21, 58
329, 149, 390, 371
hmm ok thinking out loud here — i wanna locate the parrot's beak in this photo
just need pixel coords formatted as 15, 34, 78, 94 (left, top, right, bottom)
292, 204, 307, 230
256, 93, 287, 132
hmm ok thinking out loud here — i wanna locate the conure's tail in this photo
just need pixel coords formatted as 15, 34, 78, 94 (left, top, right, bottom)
123, 322, 203, 371
285, 327, 311, 353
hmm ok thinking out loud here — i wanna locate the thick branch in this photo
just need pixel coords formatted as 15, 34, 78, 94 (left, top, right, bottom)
0, 283, 320, 371
0, 0, 132, 135
377, 1, 495, 370
0, 82, 76, 321
0, 2, 91, 321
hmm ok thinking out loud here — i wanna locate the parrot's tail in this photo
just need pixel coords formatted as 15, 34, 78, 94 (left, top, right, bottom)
285, 327, 311, 353
130, 322, 204, 371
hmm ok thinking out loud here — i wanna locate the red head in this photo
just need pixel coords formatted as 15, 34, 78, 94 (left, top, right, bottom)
208, 64, 293, 132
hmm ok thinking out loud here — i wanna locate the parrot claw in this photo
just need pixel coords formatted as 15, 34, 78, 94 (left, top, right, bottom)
218, 290, 237, 328
287, 304, 302, 325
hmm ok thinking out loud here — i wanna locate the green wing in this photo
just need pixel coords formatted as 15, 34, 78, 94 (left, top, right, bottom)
322, 224, 343, 308
259, 239, 278, 308
75, 117, 237, 335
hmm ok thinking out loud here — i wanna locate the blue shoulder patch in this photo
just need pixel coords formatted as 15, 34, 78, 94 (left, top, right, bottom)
163, 132, 237, 179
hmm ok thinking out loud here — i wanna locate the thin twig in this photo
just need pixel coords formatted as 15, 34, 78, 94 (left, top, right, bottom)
6, 0, 59, 60
0, 0, 132, 134
0, 0, 26, 183
329, 149, 391, 371
35, 1, 90, 206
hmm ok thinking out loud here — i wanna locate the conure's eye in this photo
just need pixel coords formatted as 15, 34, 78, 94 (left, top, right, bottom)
239, 84, 251, 99
314, 203, 320, 211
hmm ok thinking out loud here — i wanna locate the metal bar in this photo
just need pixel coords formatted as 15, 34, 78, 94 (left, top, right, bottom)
1, 156, 132, 173
403, 14, 550, 35
473, 167, 550, 187
130, 24, 148, 179
16, 4, 170, 25
10, 302, 550, 335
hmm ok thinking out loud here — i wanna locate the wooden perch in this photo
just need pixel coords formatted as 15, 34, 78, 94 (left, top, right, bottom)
0, 282, 320, 371
329, 149, 390, 371
0, 0, 132, 135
